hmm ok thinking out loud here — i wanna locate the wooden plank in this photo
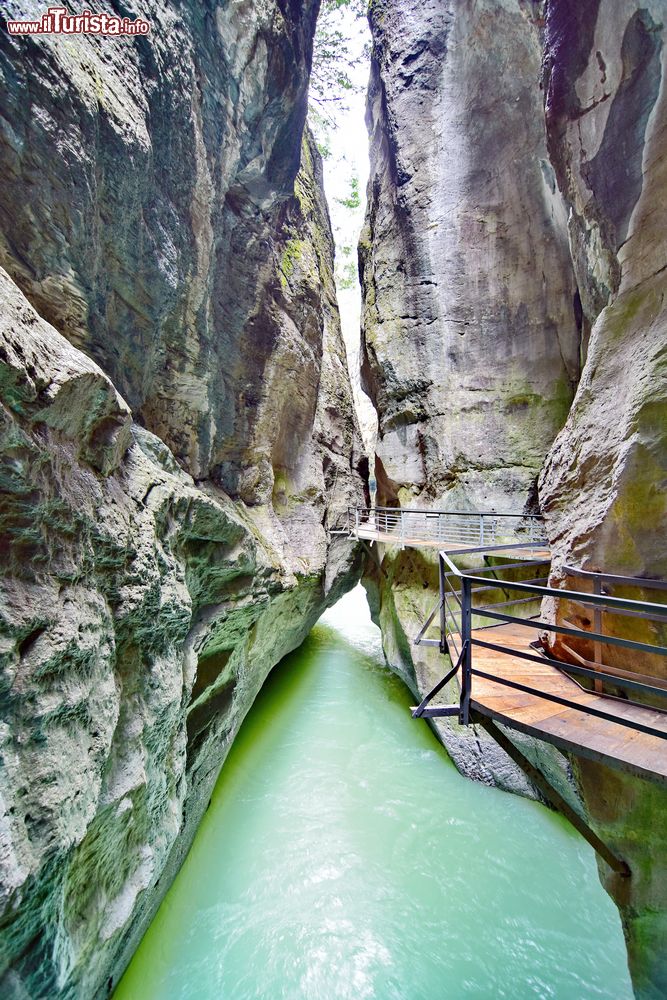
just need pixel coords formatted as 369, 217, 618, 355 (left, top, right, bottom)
538, 713, 661, 768
560, 640, 667, 692
479, 696, 588, 728
467, 621, 667, 785
472, 700, 667, 785
354, 526, 550, 561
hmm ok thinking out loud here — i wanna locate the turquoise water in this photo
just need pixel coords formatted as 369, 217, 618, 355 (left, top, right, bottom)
115, 587, 632, 1000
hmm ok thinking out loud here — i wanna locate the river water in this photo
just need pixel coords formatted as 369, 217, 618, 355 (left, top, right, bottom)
115, 587, 632, 1000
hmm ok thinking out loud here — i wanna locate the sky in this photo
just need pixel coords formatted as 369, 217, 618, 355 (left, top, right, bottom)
311, 8, 377, 452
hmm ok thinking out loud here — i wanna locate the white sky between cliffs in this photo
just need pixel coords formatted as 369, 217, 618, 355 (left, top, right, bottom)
311, 8, 377, 454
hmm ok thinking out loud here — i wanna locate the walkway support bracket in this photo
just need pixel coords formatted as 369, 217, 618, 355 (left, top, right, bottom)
357, 539, 389, 579
476, 714, 631, 878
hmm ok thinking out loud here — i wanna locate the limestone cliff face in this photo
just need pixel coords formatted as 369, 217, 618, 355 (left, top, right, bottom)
0, 3, 366, 997
538, 4, 667, 996
359, 0, 581, 790
360, 0, 581, 512
0, 0, 358, 501
361, 1, 667, 996
539, 0, 666, 582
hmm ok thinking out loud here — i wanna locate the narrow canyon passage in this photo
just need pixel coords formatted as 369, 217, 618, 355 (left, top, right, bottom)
114, 589, 632, 1000
1, 2, 666, 996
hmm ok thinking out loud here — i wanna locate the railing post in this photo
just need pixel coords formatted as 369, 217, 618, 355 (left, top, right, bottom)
400, 509, 405, 546
355, 507, 359, 534
460, 576, 472, 725
439, 553, 447, 655
480, 515, 485, 547
593, 575, 603, 693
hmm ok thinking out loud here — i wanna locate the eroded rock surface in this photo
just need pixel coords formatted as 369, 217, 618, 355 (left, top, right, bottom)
0, 3, 366, 996
0, 0, 354, 497
538, 3, 667, 995
361, 2, 667, 996
358, 0, 582, 797
360, 0, 580, 511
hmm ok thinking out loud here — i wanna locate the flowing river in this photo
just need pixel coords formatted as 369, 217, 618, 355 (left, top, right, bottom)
115, 587, 632, 1000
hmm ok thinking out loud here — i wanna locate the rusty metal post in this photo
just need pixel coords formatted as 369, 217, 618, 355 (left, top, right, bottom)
593, 575, 603, 693
460, 576, 472, 724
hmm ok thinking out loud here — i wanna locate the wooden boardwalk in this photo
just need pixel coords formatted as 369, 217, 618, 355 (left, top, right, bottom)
356, 525, 550, 560
468, 623, 667, 786
353, 508, 667, 789
356, 525, 465, 549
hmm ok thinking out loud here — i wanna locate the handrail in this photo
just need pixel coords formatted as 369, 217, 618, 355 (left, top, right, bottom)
563, 564, 667, 592
411, 547, 667, 734
450, 557, 549, 576
473, 607, 667, 657
439, 552, 667, 617
352, 504, 544, 519
469, 665, 667, 740
472, 637, 667, 704
348, 506, 547, 553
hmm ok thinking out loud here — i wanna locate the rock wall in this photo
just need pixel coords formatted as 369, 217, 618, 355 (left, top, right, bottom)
0, 3, 366, 997
361, 1, 667, 996
538, 3, 667, 996
539, 0, 666, 582
360, 0, 581, 512
359, 0, 582, 793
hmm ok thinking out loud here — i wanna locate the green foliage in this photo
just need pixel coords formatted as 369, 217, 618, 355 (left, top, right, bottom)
336, 176, 361, 210
316, 136, 332, 159
337, 260, 358, 289
310, 0, 368, 127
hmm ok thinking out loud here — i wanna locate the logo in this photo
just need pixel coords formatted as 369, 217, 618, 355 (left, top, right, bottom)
5, 7, 151, 36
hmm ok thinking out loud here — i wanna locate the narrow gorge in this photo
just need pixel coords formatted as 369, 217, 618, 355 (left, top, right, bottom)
0, 1, 665, 999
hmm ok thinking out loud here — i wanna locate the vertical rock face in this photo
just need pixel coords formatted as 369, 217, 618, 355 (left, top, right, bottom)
360, 0, 581, 511
359, 0, 582, 796
538, 3, 667, 996
0, 0, 356, 498
362, 1, 667, 995
539, 0, 666, 581
0, 3, 366, 997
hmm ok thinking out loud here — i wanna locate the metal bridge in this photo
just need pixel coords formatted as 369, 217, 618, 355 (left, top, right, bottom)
342, 507, 667, 874
346, 505, 546, 551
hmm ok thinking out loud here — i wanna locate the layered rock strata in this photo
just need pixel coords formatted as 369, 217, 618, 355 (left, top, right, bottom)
0, 3, 366, 997
361, 2, 667, 995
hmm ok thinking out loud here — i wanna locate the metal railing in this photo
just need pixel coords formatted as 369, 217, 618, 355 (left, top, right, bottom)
560, 565, 667, 694
413, 549, 667, 742
347, 506, 546, 548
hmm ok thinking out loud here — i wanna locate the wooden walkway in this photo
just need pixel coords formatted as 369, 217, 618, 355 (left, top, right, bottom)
468, 623, 667, 786
356, 525, 550, 560
356, 525, 464, 549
